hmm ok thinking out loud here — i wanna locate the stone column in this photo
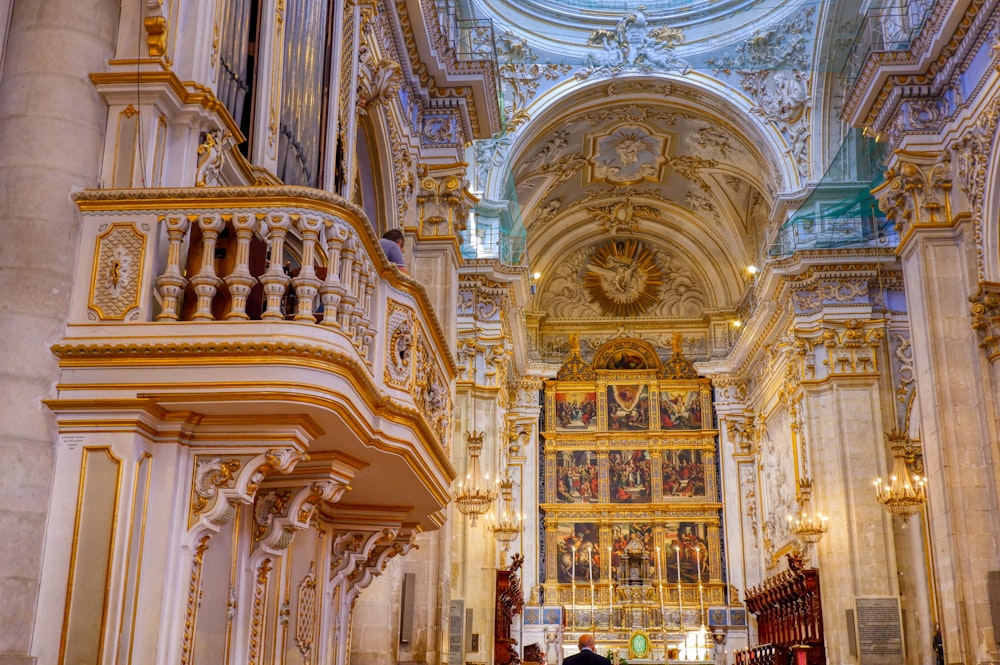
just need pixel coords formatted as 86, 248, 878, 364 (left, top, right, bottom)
0, 1, 118, 662
878, 151, 1000, 663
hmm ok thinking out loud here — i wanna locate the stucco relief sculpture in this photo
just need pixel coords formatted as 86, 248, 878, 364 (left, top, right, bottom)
496, 30, 572, 130
576, 8, 691, 80
588, 124, 667, 185
708, 10, 815, 178
583, 240, 663, 317
538, 242, 704, 319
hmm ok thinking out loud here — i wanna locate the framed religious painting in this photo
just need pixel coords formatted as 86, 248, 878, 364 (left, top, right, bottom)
609, 522, 655, 580
662, 521, 710, 583
554, 521, 600, 583
554, 390, 599, 431
554, 450, 600, 504
608, 450, 653, 503
661, 448, 707, 498
659, 388, 703, 430
606, 383, 649, 431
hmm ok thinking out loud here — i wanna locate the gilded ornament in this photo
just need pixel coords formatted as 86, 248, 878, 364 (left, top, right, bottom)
89, 223, 147, 320
582, 240, 663, 317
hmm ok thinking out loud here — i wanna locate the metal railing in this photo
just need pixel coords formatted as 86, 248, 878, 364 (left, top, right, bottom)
842, 0, 934, 87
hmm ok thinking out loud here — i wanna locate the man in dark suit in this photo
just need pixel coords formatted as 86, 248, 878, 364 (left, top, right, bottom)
563, 634, 612, 665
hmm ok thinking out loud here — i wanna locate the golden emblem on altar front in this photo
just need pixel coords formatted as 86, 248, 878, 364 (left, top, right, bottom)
582, 240, 663, 317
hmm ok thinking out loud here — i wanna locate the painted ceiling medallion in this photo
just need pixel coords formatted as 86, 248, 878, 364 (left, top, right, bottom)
582, 240, 663, 317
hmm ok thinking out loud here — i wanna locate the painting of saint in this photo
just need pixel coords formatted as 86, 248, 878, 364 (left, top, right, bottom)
555, 391, 598, 431
661, 449, 706, 498
556, 522, 600, 583
664, 522, 710, 583
609, 450, 652, 503
660, 389, 702, 430
555, 451, 600, 504
607, 384, 649, 430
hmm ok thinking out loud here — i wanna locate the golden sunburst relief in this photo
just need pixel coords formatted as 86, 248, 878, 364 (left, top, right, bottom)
582, 240, 663, 317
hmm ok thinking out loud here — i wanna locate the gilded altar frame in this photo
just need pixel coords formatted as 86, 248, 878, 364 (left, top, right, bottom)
541, 336, 726, 608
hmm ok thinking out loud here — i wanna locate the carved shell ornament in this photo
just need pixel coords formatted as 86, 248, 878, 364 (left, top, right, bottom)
582, 240, 663, 317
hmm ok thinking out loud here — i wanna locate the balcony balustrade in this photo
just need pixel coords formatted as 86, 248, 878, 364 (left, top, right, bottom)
59, 185, 457, 527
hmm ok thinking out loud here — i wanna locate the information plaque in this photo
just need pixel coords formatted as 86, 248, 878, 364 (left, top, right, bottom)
856, 597, 904, 665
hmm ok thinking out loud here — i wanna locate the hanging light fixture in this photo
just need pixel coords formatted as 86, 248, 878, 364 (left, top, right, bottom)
787, 507, 829, 544
488, 475, 522, 549
454, 431, 497, 525
872, 260, 928, 521
875, 429, 927, 520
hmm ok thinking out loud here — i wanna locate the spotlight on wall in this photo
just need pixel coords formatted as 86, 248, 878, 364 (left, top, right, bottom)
732, 320, 742, 328
747, 265, 758, 275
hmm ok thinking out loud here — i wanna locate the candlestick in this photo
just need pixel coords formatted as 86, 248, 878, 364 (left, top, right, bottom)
589, 548, 595, 630
696, 547, 705, 626
571, 545, 577, 629
609, 582, 615, 631
676, 545, 683, 629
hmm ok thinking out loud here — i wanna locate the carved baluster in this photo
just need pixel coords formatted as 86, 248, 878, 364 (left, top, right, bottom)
259, 214, 292, 320
347, 247, 364, 340
155, 215, 191, 321
320, 220, 347, 326
292, 215, 323, 322
189, 214, 226, 320
356, 263, 376, 354
224, 213, 258, 319
337, 237, 357, 332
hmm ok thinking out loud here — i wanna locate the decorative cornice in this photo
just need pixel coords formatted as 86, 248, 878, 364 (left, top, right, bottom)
844, 0, 990, 134
49, 337, 455, 484
89, 70, 246, 144
387, 0, 501, 141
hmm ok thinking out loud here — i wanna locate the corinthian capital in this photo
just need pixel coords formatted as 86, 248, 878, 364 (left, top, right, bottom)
874, 151, 953, 236
970, 284, 1000, 362
416, 164, 477, 239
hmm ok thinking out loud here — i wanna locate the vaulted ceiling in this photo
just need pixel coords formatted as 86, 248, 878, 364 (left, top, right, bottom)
467, 0, 837, 358
510, 76, 787, 328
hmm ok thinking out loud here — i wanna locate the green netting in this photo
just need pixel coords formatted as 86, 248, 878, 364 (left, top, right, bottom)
767, 127, 894, 259
463, 168, 527, 265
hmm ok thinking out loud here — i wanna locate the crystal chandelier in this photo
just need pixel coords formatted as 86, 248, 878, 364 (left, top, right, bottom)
874, 429, 927, 520
454, 431, 497, 525
787, 507, 829, 545
488, 476, 522, 549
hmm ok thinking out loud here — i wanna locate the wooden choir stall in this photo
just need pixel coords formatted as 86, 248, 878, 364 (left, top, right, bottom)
496, 554, 526, 665
736, 553, 824, 665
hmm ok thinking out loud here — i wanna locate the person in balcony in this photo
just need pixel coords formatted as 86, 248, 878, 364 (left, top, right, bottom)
380, 229, 407, 273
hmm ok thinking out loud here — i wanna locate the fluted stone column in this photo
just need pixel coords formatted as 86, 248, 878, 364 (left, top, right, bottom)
0, 0, 118, 662
879, 152, 1000, 664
